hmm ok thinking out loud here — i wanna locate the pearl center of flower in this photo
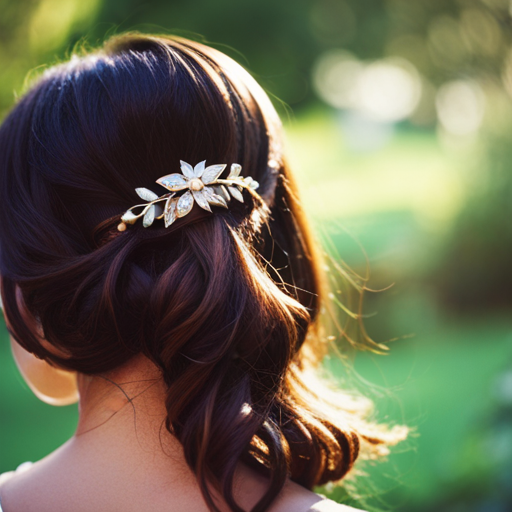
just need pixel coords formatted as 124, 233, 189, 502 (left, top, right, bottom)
189, 178, 204, 191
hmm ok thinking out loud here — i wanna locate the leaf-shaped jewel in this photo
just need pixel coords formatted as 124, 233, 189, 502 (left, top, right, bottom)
121, 210, 139, 224
177, 190, 194, 217
213, 185, 231, 203
249, 180, 259, 190
194, 160, 206, 178
157, 173, 189, 192
136, 187, 159, 201
164, 196, 179, 227
202, 186, 215, 201
191, 189, 212, 212
203, 186, 228, 208
143, 204, 156, 227
228, 163, 242, 179
180, 160, 195, 179
211, 194, 229, 208
202, 164, 227, 184
228, 186, 244, 202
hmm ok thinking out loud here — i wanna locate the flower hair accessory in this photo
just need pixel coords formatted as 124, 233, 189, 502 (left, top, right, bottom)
117, 160, 260, 231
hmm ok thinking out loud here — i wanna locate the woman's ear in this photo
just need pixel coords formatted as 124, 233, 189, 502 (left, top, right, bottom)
9, 338, 79, 406
1, 277, 79, 406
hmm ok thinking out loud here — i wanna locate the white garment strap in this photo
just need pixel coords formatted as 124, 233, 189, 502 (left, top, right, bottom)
0, 462, 34, 512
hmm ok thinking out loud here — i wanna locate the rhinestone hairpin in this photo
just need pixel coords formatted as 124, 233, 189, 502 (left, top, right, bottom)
117, 160, 260, 231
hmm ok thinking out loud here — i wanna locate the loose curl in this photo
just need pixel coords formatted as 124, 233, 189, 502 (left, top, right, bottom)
0, 33, 406, 512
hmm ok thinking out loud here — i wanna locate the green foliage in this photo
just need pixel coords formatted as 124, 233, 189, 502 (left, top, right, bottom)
435, 127, 512, 311
2, 0, 512, 118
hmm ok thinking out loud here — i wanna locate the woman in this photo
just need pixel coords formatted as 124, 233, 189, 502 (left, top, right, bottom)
0, 33, 406, 512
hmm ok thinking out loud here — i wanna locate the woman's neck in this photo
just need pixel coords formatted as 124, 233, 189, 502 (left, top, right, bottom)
67, 354, 271, 511
71, 355, 195, 487
75, 354, 170, 441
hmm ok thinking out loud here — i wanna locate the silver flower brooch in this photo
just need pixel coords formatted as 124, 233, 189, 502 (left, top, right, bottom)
117, 160, 260, 231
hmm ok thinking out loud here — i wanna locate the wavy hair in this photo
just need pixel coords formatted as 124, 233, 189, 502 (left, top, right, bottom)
0, 33, 406, 512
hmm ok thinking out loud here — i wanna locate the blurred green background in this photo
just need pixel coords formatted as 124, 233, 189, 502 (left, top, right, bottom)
1, 0, 512, 511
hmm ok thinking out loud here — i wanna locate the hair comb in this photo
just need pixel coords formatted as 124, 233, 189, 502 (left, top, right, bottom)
117, 160, 260, 231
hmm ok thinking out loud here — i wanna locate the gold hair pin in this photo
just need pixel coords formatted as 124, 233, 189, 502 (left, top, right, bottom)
117, 160, 260, 231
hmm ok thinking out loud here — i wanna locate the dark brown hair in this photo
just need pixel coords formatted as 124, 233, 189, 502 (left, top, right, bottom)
0, 33, 406, 512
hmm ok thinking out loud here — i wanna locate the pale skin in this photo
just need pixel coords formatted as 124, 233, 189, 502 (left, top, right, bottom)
0, 289, 364, 512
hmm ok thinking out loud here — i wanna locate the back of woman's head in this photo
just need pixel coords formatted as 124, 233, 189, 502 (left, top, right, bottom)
0, 33, 405, 512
